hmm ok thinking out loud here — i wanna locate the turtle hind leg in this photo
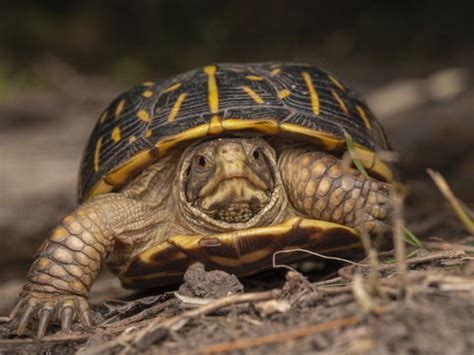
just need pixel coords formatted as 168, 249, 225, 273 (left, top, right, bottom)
279, 148, 391, 236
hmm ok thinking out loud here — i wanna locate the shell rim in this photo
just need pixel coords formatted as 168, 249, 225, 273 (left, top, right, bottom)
83, 117, 394, 201
119, 216, 362, 287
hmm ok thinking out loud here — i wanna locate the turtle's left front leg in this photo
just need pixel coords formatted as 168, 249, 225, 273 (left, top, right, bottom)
279, 149, 392, 235
6, 193, 148, 337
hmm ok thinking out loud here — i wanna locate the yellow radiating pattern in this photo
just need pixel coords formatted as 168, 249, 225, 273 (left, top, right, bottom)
208, 115, 224, 134
167, 93, 187, 122
111, 127, 121, 143
302, 72, 320, 115
270, 68, 281, 76
278, 89, 291, 99
241, 86, 264, 104
331, 90, 348, 114
356, 105, 372, 130
129, 135, 137, 143
99, 111, 108, 124
115, 99, 126, 118
137, 110, 150, 123
161, 83, 182, 93
93, 137, 103, 172
328, 75, 345, 91
204, 66, 219, 113
142, 90, 153, 98
245, 75, 264, 80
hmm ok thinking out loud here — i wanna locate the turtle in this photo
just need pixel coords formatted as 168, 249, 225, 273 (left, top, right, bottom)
6, 62, 396, 337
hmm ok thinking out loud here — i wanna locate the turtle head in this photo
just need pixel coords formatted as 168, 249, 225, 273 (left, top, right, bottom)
185, 138, 274, 223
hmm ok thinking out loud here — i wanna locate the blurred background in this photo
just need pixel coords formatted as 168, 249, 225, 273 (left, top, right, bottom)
0, 0, 473, 309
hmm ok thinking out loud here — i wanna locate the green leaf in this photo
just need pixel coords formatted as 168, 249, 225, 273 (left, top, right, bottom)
342, 129, 368, 177
403, 225, 422, 248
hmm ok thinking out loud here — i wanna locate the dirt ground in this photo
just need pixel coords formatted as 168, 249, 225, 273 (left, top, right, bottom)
0, 58, 473, 354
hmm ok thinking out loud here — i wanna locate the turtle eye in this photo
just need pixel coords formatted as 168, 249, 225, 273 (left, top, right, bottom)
195, 155, 210, 170
251, 148, 264, 163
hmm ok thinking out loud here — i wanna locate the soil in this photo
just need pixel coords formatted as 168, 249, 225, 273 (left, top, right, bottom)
0, 59, 473, 354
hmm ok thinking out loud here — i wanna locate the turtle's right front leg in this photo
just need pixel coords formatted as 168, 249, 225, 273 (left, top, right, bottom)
7, 194, 143, 338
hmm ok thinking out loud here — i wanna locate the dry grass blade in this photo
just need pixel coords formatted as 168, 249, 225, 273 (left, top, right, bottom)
391, 191, 407, 294
272, 248, 367, 269
342, 128, 368, 177
427, 169, 474, 235
403, 226, 422, 248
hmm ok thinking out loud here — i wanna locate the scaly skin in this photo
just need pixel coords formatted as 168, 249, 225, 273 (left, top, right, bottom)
9, 194, 152, 338
279, 148, 391, 235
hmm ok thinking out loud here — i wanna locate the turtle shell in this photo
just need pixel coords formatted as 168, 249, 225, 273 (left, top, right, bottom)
120, 217, 362, 288
79, 62, 394, 203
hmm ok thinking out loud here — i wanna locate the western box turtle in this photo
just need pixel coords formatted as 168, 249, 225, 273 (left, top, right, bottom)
7, 63, 396, 337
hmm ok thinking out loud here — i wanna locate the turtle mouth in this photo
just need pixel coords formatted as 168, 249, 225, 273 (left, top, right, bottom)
194, 177, 271, 223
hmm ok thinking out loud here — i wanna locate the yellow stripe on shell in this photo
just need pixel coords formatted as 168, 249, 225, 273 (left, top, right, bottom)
328, 75, 345, 91
302, 71, 320, 115
356, 105, 372, 130
167, 93, 187, 122
278, 89, 291, 99
208, 115, 224, 135
270, 68, 281, 76
145, 130, 153, 138
221, 118, 280, 134
115, 99, 126, 118
331, 90, 349, 114
104, 149, 156, 186
204, 66, 219, 113
129, 135, 137, 143
142, 90, 153, 98
245, 75, 264, 81
161, 83, 182, 93
111, 127, 121, 143
137, 110, 150, 123
241, 86, 264, 104
99, 111, 108, 124
93, 137, 103, 172
142, 81, 155, 87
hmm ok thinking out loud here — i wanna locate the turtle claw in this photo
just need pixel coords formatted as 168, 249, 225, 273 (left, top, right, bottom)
17, 304, 36, 336
60, 306, 74, 332
37, 308, 52, 338
10, 291, 91, 338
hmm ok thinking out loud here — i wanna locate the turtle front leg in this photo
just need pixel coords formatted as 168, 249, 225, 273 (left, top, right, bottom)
279, 149, 392, 235
7, 193, 143, 338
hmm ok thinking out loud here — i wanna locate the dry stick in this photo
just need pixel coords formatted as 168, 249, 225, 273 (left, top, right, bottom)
199, 316, 359, 354
101, 298, 178, 329
85, 289, 282, 355
427, 169, 474, 235
391, 191, 407, 295
376, 249, 466, 272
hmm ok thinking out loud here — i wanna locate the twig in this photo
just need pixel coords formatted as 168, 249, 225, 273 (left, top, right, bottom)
376, 249, 466, 272
101, 298, 177, 329
427, 169, 474, 235
85, 289, 282, 355
0, 332, 90, 345
199, 316, 359, 354
392, 191, 407, 295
